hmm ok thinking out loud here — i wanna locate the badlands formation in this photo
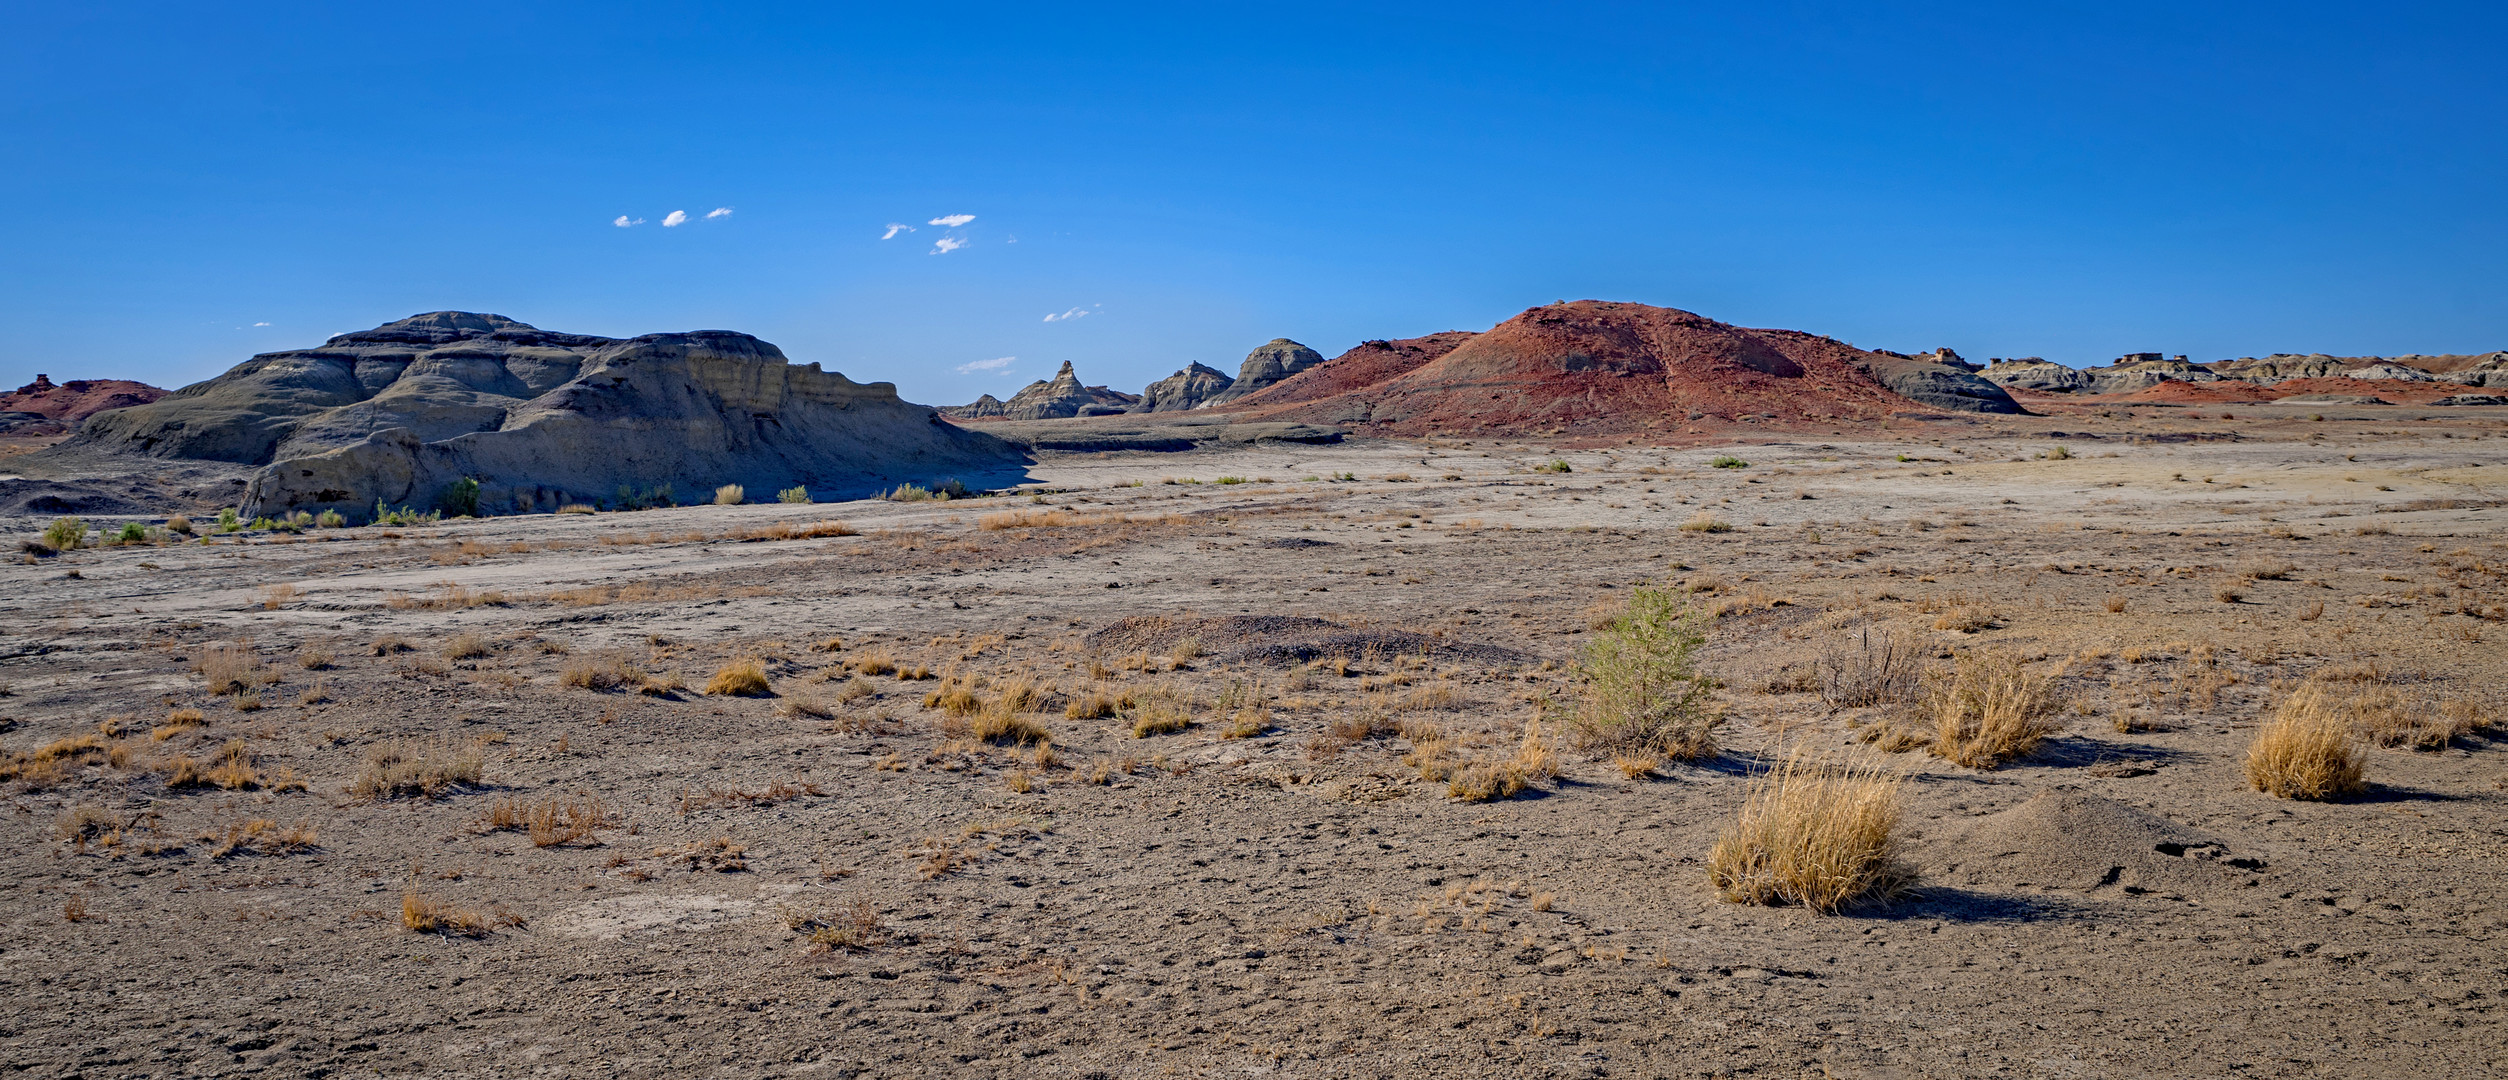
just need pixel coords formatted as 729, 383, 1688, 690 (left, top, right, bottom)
0, 299, 2504, 1078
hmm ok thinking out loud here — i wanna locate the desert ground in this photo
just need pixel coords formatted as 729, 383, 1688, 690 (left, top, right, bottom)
3, 407, 2505, 1079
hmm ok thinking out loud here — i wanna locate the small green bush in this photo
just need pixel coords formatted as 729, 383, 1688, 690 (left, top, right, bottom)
114, 522, 148, 544
435, 477, 481, 518
1215, 476, 1246, 485
42, 518, 87, 550
315, 509, 346, 528
1563, 586, 1721, 760
1710, 455, 1750, 469
777, 486, 810, 504
216, 508, 241, 533
1541, 459, 1572, 473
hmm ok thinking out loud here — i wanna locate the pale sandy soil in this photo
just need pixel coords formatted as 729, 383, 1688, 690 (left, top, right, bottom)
1, 417, 2505, 1079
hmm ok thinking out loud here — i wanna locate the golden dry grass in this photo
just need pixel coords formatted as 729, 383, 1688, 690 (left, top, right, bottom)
559, 653, 639, 691
1707, 752, 1911, 913
401, 892, 501, 936
484, 795, 607, 847
2246, 684, 2368, 800
192, 644, 270, 696
350, 738, 484, 800
442, 633, 490, 660
704, 658, 772, 697
150, 708, 206, 742
166, 739, 263, 791
1921, 651, 2063, 769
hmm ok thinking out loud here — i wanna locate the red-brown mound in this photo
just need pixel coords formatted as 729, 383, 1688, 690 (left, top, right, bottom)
0, 375, 166, 433
1220, 331, 1479, 413
1224, 301, 1993, 438
2111, 380, 2281, 404
2252, 377, 2463, 404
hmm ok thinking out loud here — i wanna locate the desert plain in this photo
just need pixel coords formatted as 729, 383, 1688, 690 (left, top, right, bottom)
2, 405, 2505, 1079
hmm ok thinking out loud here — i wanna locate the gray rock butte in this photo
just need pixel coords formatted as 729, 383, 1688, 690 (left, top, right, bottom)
44, 312, 1029, 519
944, 361, 1140, 420
1137, 362, 1235, 412
1204, 338, 1325, 407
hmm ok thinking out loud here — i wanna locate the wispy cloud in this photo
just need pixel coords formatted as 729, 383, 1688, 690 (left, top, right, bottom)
613, 215, 645, 227
662, 210, 689, 227
705, 207, 733, 219
1042, 306, 1097, 323
252, 321, 270, 327
956, 355, 1015, 374
881, 223, 914, 240
928, 213, 975, 228
931, 236, 967, 254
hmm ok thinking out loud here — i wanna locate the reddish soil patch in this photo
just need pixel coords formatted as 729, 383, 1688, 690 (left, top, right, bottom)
2250, 377, 2465, 404
1230, 301, 1931, 439
0, 375, 166, 430
2110, 379, 2282, 404
1220, 331, 1479, 411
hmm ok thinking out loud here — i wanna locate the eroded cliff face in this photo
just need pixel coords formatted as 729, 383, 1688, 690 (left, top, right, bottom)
49, 312, 1031, 519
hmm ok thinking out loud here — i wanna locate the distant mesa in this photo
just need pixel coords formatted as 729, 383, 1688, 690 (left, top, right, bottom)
1982, 349, 2508, 399
0, 374, 168, 436
943, 361, 1138, 420
36, 312, 1029, 518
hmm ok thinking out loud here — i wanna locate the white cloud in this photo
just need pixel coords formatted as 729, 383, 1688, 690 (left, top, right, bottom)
705, 207, 733, 220
928, 213, 975, 228
881, 223, 914, 240
931, 236, 967, 254
956, 355, 1016, 374
1042, 306, 1095, 323
252, 321, 270, 327
662, 210, 689, 227
613, 215, 644, 227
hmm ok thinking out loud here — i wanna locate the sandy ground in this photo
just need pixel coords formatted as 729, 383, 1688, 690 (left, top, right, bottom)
2, 415, 2505, 1079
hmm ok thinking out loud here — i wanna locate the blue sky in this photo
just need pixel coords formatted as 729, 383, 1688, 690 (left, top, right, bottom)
4, 2, 2502, 404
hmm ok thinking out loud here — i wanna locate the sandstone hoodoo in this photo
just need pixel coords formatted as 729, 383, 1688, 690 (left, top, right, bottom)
1212, 301, 2020, 436
1137, 362, 1235, 412
0, 374, 167, 436
944, 361, 1139, 419
1202, 338, 1326, 407
43, 312, 1029, 518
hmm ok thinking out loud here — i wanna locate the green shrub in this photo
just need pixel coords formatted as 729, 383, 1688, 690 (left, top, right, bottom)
1541, 459, 1572, 473
435, 477, 481, 518
1710, 455, 1750, 469
315, 509, 346, 528
777, 486, 811, 504
1562, 586, 1721, 760
43, 517, 87, 551
372, 501, 439, 527
1215, 476, 1246, 485
2045, 445, 2071, 460
113, 522, 148, 544
216, 508, 241, 533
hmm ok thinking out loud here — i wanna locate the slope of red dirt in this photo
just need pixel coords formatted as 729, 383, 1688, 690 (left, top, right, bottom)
1230, 301, 1946, 438
2249, 377, 2464, 404
2110, 379, 2282, 404
1218, 331, 1479, 413
0, 375, 166, 433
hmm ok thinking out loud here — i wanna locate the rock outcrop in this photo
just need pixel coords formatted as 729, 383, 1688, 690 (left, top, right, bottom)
34, 312, 1031, 518
1986, 349, 2508, 396
1203, 339, 1325, 407
946, 361, 1139, 420
1858, 351, 2025, 413
0, 375, 167, 436
1138, 363, 1234, 412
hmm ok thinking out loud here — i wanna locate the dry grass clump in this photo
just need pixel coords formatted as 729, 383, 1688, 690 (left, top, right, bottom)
1707, 752, 1911, 913
1931, 605, 1998, 632
2340, 687, 2497, 750
559, 653, 640, 691
1126, 688, 1193, 738
193, 644, 274, 696
442, 633, 491, 660
1563, 586, 1721, 760
166, 739, 265, 790
1064, 686, 1120, 720
371, 635, 414, 656
977, 508, 1119, 531
1815, 627, 1921, 708
1678, 512, 1733, 533
732, 520, 859, 541
714, 484, 746, 506
483, 795, 608, 847
350, 738, 484, 799
782, 896, 885, 951
257, 583, 299, 609
704, 658, 773, 697
1919, 651, 2063, 769
851, 650, 899, 677
2102, 595, 2129, 613
2246, 685, 2368, 800
295, 642, 335, 670
401, 892, 508, 937
202, 817, 318, 858
1443, 719, 1562, 802
151, 708, 207, 741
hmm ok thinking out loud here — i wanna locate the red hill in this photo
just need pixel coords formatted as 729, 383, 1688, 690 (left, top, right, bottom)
1219, 300, 2016, 437
0, 374, 167, 435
